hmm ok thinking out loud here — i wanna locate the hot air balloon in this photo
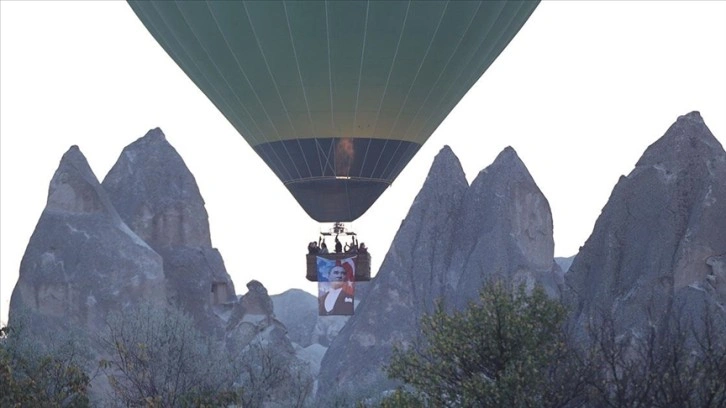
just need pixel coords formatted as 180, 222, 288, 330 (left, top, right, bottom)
127, 0, 539, 223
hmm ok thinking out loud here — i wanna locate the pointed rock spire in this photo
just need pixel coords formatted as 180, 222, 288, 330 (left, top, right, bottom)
102, 127, 211, 249
317, 145, 469, 402
566, 112, 726, 337
10, 146, 165, 334
103, 128, 236, 335
376, 144, 468, 308
637, 111, 724, 169
413, 145, 469, 205
317, 144, 558, 402
46, 146, 120, 219
449, 146, 558, 306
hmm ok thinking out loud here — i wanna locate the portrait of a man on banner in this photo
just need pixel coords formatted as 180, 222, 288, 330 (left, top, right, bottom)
317, 256, 356, 316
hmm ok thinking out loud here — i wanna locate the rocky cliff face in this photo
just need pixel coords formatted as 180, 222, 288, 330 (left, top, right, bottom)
272, 289, 318, 347
226, 281, 292, 353
317, 145, 558, 402
101, 128, 211, 248
448, 146, 560, 305
9, 146, 166, 334
316, 146, 467, 402
14, 114, 722, 404
566, 111, 726, 337
102, 128, 237, 335
8, 130, 281, 343
9, 129, 306, 405
226, 281, 315, 406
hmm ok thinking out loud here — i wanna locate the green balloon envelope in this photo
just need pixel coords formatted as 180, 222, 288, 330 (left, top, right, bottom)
128, 0, 539, 221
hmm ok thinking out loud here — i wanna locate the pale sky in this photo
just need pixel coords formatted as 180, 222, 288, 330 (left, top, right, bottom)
2, 1, 725, 324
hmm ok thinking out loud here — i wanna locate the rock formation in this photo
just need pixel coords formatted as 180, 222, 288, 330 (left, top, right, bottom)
102, 128, 237, 335
226, 281, 292, 354
226, 281, 315, 406
9, 146, 166, 335
448, 146, 561, 305
272, 289, 318, 347
317, 145, 558, 402
316, 146, 467, 402
566, 111, 726, 337
9, 130, 309, 405
555, 256, 575, 275
101, 128, 210, 248
13, 114, 722, 404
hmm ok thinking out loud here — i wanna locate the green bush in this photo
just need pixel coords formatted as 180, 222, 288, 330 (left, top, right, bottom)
387, 281, 570, 408
0, 322, 90, 407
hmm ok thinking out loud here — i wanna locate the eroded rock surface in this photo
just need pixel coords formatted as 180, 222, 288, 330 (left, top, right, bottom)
448, 146, 561, 305
102, 128, 236, 334
566, 112, 726, 337
317, 145, 558, 402
9, 146, 165, 334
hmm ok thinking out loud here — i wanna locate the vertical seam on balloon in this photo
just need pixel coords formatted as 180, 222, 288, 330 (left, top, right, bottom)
379, 0, 450, 182
458, 1, 533, 107
315, 138, 336, 177
326, 138, 336, 176
385, 1, 449, 142
205, 2, 286, 182
426, 1, 525, 141
369, 138, 389, 180
156, 1, 289, 182
346, 178, 353, 221
351, 1, 370, 175
216, 2, 292, 177
417, 1, 510, 142
283, 1, 323, 178
378, 140, 404, 181
185, 1, 265, 147
205, 0, 294, 181
313, 138, 325, 176
360, 138, 374, 179
242, 1, 307, 180
324, 1, 336, 175
400, 1, 482, 143
367, 0, 411, 179
385, 141, 419, 182
150, 2, 261, 146
369, 0, 410, 136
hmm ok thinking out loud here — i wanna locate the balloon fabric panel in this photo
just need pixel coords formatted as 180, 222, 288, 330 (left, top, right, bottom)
127, 0, 540, 221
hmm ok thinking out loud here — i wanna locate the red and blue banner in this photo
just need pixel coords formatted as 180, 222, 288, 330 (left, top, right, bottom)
317, 256, 356, 316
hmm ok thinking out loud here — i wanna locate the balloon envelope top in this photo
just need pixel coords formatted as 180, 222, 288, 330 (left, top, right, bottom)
128, 0, 539, 222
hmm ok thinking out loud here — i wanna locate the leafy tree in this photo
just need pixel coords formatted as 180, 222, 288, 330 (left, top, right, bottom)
365, 388, 425, 408
231, 340, 314, 408
387, 281, 573, 407
99, 302, 314, 407
99, 303, 240, 407
0, 320, 90, 407
584, 302, 726, 408
384, 279, 726, 408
